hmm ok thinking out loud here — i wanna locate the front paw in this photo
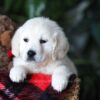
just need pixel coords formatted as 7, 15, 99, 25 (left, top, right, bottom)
9, 67, 26, 83
52, 75, 68, 92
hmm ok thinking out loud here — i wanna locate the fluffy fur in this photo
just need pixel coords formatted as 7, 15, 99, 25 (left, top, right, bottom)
9, 17, 77, 92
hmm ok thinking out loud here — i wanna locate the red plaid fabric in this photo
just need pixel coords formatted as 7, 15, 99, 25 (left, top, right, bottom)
0, 70, 76, 100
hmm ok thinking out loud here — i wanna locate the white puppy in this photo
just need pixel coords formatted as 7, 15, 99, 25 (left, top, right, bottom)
9, 17, 77, 92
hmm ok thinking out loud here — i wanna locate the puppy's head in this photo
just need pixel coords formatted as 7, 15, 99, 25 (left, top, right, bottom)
12, 17, 69, 63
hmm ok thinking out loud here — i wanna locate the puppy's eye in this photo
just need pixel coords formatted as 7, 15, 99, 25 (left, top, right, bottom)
24, 38, 29, 42
40, 39, 47, 44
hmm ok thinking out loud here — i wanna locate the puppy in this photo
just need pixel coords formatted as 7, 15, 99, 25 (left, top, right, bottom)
9, 17, 77, 92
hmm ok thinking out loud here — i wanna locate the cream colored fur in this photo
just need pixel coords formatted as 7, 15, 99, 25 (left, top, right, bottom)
9, 17, 77, 92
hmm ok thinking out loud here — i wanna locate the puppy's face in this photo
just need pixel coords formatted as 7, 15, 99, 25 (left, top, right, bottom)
20, 25, 54, 63
12, 17, 69, 63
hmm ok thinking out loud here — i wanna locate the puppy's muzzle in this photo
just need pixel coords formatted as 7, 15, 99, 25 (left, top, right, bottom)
27, 50, 36, 61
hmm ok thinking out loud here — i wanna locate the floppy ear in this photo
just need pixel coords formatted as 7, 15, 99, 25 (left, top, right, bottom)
11, 27, 22, 57
52, 31, 69, 60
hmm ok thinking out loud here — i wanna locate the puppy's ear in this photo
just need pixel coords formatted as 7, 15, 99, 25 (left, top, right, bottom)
52, 31, 69, 60
11, 27, 22, 57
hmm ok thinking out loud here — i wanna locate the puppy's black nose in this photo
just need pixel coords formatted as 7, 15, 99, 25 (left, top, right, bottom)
27, 50, 36, 58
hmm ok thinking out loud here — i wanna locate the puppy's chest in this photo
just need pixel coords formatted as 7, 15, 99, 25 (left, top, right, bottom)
27, 63, 57, 74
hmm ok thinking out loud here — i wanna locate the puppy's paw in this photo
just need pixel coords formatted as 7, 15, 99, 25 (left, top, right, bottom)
52, 74, 68, 92
9, 67, 26, 83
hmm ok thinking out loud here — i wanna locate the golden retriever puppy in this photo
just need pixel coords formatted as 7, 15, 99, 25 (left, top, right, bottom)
9, 17, 77, 92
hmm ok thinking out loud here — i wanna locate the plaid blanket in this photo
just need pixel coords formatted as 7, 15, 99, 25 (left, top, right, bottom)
0, 70, 76, 100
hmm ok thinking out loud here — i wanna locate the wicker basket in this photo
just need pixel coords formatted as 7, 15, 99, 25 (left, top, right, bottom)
0, 15, 80, 100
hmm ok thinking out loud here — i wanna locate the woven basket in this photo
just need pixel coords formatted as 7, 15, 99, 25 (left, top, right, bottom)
0, 15, 80, 100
